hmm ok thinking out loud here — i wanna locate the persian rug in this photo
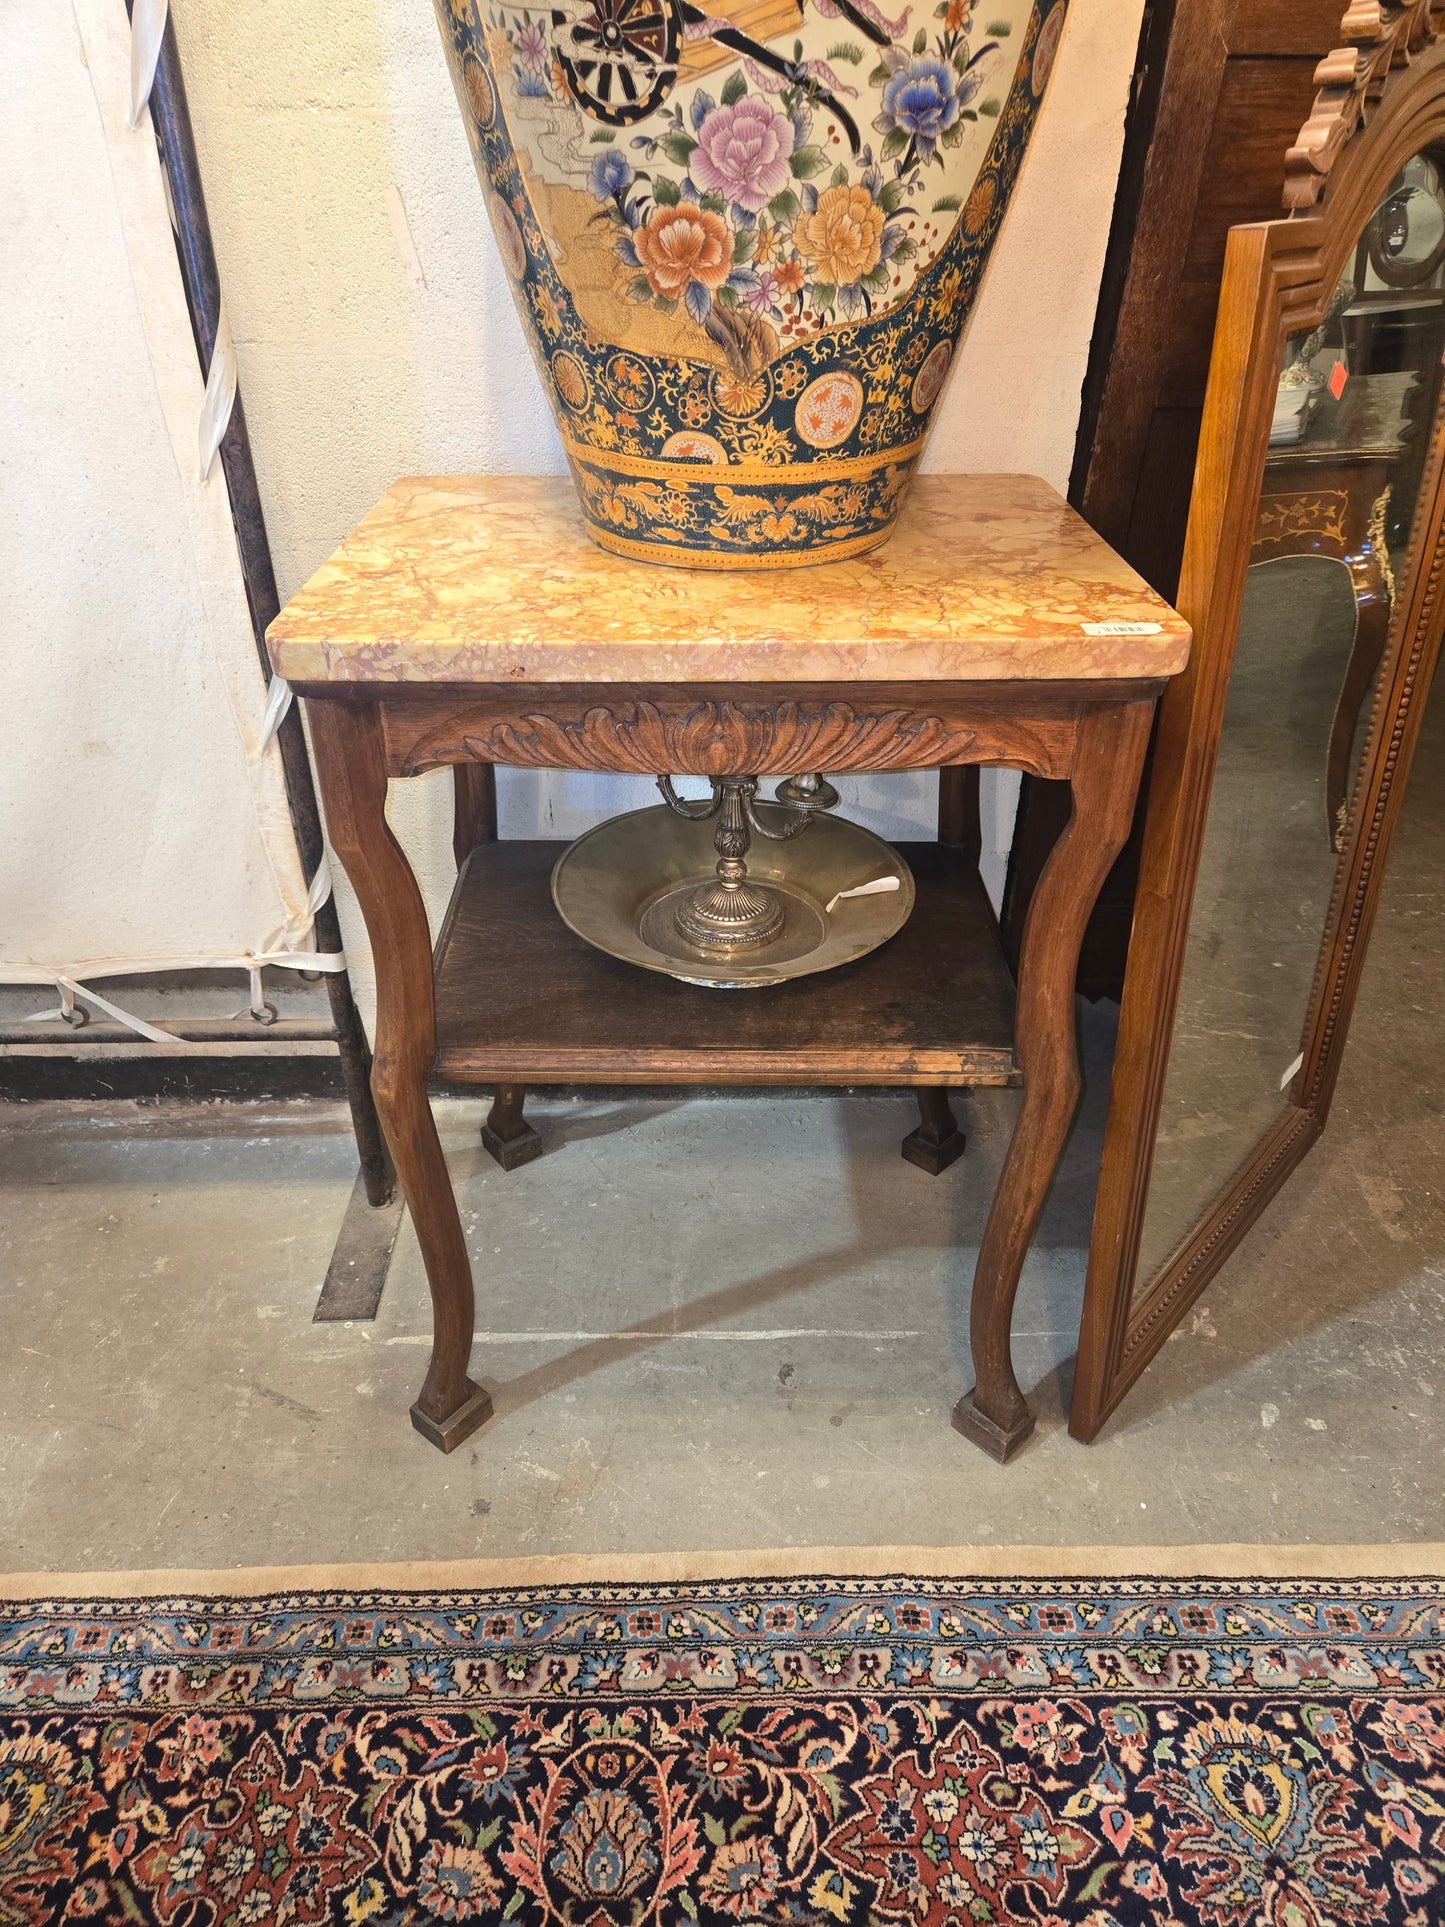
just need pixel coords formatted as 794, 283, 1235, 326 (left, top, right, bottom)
3, 1561, 1445, 1926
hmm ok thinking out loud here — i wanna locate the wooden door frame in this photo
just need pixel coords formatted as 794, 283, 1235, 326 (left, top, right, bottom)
1071, 29, 1445, 1441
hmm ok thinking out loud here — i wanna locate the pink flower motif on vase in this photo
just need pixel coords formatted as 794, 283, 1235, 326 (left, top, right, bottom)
690, 96, 795, 216
431, 0, 1068, 562
516, 20, 547, 69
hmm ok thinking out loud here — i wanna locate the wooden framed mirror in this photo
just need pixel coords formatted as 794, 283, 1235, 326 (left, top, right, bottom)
1071, 3, 1445, 1440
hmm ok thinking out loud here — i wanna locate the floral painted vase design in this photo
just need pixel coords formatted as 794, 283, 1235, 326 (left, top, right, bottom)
434, 0, 1069, 565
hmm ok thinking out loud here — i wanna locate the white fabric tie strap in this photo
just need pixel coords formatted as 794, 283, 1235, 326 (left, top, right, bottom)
15, 953, 348, 1049
267, 852, 336, 955
248, 963, 273, 1022
257, 675, 294, 754
127, 0, 168, 126
197, 301, 238, 481
26, 982, 86, 1027
44, 976, 185, 1046
306, 853, 333, 918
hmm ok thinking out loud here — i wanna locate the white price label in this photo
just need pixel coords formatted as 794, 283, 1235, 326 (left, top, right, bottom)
1081, 620, 1164, 636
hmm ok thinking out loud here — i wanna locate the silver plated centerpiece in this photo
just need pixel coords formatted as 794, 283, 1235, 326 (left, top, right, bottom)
552, 777, 914, 988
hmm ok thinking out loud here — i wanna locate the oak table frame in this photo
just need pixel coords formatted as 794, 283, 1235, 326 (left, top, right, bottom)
272, 475, 1189, 1463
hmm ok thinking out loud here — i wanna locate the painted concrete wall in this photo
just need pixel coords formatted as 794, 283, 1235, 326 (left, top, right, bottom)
171, 0, 1145, 1025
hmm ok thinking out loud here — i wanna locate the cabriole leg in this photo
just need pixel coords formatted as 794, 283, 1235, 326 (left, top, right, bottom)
309, 700, 491, 1453
953, 699, 1154, 1462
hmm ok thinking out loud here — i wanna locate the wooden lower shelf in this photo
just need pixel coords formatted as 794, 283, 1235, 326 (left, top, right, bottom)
432, 841, 1019, 1087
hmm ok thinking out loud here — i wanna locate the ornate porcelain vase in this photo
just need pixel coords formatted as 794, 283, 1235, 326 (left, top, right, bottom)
434, 0, 1068, 565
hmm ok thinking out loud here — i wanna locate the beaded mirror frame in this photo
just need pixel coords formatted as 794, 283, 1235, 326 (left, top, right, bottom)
1070, 1, 1445, 1440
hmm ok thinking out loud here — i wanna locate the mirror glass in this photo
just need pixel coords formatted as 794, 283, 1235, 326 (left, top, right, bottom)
1133, 152, 1445, 1296
1368, 154, 1445, 287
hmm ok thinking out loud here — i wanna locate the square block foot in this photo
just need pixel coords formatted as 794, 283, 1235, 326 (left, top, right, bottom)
951, 1391, 1035, 1463
410, 1381, 494, 1453
901, 1127, 967, 1175
480, 1122, 543, 1172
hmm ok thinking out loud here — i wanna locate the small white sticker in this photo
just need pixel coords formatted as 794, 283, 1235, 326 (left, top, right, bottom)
1081, 620, 1164, 636
1280, 1051, 1304, 1090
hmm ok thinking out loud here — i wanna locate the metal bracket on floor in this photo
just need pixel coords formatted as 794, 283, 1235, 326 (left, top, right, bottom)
313, 1172, 406, 1322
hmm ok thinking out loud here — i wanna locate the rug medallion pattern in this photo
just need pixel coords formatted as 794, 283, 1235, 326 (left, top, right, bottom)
2, 1576, 1443, 1923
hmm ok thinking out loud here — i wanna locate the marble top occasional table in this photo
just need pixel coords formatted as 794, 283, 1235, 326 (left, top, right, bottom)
269, 473, 1191, 1463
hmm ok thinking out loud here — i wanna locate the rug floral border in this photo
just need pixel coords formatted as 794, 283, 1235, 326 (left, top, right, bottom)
3, 1567, 1444, 1925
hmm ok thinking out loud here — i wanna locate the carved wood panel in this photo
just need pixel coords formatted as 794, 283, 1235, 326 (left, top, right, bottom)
379, 691, 1081, 780
1284, 0, 1441, 208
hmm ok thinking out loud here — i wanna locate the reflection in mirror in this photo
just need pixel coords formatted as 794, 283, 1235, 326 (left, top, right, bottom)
1368, 154, 1445, 287
1134, 152, 1445, 1297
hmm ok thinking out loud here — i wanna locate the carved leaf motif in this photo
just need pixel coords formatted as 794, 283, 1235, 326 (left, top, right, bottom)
1283, 1, 1440, 209
452, 700, 983, 774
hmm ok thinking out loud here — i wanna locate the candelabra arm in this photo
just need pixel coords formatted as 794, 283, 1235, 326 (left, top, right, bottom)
657, 775, 722, 821
744, 792, 822, 841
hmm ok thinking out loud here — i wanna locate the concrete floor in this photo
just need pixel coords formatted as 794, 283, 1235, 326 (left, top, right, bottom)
4, 699, 1444, 1570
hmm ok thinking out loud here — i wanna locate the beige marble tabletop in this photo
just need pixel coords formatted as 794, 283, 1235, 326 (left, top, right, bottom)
267, 474, 1190, 686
